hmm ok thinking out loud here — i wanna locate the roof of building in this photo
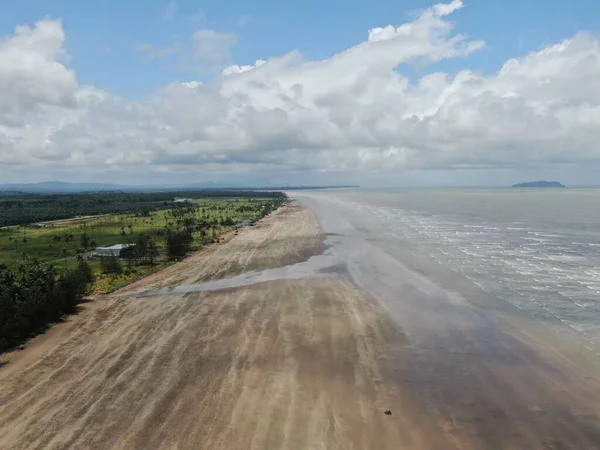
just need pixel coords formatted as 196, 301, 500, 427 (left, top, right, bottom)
96, 244, 133, 251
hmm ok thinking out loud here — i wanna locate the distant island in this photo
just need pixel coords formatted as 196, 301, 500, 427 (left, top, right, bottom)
512, 181, 565, 188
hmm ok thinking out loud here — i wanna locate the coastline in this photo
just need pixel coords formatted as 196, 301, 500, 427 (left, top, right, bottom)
296, 192, 600, 448
2, 198, 600, 448
0, 201, 424, 449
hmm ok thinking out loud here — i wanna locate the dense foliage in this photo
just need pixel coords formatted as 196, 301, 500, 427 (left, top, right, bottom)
0, 190, 287, 227
120, 235, 159, 264
165, 229, 194, 259
0, 260, 91, 351
100, 256, 123, 275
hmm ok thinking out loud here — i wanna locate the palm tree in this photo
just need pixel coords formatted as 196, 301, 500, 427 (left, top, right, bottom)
61, 247, 68, 270
80, 232, 91, 249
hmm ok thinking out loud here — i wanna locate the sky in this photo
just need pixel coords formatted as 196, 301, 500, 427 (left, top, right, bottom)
0, 0, 599, 187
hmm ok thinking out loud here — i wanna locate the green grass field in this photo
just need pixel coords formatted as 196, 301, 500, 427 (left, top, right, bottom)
0, 198, 277, 293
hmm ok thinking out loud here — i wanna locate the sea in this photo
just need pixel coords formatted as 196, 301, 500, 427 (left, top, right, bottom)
302, 188, 600, 352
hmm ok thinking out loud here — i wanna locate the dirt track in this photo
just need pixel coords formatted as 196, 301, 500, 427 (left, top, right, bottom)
0, 204, 442, 449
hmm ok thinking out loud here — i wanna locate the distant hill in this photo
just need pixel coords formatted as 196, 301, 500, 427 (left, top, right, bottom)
512, 181, 565, 188
0, 181, 359, 193
0, 181, 125, 192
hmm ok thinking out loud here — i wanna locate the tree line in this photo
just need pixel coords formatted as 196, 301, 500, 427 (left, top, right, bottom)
0, 259, 92, 352
0, 191, 287, 227
0, 192, 288, 352
1, 225, 214, 351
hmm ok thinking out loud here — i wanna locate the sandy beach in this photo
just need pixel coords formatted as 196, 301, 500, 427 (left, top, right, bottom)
2, 200, 600, 449
0, 203, 433, 449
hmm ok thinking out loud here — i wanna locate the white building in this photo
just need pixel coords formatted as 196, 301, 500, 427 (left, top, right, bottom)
94, 244, 134, 258
174, 198, 193, 203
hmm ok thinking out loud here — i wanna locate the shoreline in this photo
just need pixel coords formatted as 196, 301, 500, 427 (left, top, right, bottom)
295, 192, 600, 447
2, 199, 600, 448
2, 201, 423, 449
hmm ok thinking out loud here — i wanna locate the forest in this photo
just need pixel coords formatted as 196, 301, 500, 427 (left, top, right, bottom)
0, 190, 286, 227
0, 259, 91, 351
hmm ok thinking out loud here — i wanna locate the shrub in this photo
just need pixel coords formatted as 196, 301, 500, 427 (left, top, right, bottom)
101, 256, 123, 275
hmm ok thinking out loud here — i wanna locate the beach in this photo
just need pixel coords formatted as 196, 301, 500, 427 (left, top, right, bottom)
2, 198, 600, 449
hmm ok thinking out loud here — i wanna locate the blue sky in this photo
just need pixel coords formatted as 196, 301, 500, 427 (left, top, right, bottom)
1, 0, 600, 186
1, 0, 597, 100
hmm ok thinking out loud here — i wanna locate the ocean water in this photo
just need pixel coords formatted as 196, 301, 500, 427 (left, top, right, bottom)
303, 188, 600, 349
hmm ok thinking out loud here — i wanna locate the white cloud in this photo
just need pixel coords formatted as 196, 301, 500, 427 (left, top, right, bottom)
2, 2, 600, 185
0, 20, 77, 111
222, 59, 266, 75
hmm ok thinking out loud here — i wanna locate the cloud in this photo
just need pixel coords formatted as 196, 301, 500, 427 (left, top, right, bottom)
221, 59, 266, 76
0, 20, 77, 109
136, 29, 237, 70
2, 2, 600, 185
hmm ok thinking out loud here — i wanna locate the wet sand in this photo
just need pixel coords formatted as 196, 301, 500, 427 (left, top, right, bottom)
0, 203, 442, 450
2, 200, 600, 449
300, 193, 600, 449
